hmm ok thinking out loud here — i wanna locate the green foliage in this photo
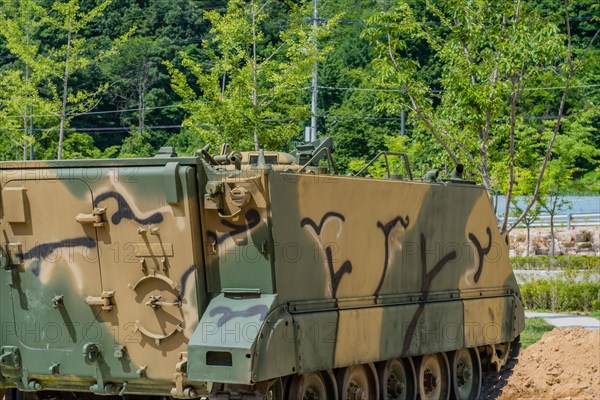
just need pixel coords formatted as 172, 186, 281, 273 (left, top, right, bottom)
346, 135, 420, 178
520, 277, 600, 313
364, 0, 568, 190
543, 108, 600, 195
510, 256, 600, 271
36, 132, 118, 159
520, 318, 554, 348
0, 0, 134, 159
165, 131, 206, 156
118, 132, 156, 158
166, 0, 338, 151
568, 168, 600, 194
0, 0, 57, 160
0, 0, 597, 180
99, 36, 163, 133
510, 198, 541, 227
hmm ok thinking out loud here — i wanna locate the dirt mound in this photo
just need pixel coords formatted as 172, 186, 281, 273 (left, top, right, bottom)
498, 327, 600, 399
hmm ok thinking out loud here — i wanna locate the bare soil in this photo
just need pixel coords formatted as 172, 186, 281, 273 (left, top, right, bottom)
482, 327, 600, 399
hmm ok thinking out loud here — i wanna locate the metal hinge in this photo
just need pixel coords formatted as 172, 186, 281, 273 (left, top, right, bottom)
84, 290, 116, 311
1, 243, 22, 270
76, 207, 107, 227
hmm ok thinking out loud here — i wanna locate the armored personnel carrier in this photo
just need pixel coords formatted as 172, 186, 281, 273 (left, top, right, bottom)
0, 139, 524, 400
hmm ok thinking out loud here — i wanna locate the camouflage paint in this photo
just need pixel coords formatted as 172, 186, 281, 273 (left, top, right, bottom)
0, 148, 524, 398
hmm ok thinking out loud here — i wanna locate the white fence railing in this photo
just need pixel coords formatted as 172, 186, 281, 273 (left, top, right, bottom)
500, 212, 600, 228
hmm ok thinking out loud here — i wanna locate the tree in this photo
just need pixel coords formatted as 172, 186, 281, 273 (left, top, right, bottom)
538, 186, 571, 258
0, 0, 56, 160
36, 132, 118, 160
0, 69, 50, 159
363, 0, 600, 232
1, 0, 135, 160
100, 37, 162, 135
538, 108, 598, 256
166, 0, 337, 151
510, 199, 541, 256
43, 0, 134, 159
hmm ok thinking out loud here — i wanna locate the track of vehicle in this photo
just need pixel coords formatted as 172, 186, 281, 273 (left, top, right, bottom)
1, 339, 519, 400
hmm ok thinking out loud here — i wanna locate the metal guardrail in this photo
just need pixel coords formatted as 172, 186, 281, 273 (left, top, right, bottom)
500, 212, 600, 228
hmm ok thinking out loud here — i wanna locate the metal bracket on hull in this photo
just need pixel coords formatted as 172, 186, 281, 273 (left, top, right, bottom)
76, 207, 107, 228
1, 243, 22, 270
170, 352, 209, 399
0, 347, 41, 392
82, 343, 118, 396
84, 290, 116, 312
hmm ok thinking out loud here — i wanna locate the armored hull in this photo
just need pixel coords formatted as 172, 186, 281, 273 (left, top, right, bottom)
0, 145, 524, 400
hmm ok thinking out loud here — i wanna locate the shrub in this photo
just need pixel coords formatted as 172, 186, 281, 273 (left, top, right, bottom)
510, 255, 600, 271
519, 278, 600, 313
581, 230, 592, 242
514, 234, 526, 243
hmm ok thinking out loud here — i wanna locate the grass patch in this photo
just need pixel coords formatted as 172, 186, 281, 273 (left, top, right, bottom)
592, 310, 600, 320
521, 317, 555, 348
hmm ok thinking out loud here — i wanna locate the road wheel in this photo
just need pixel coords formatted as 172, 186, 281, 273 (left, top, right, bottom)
450, 348, 481, 400
265, 377, 286, 400
289, 370, 337, 400
377, 358, 416, 400
337, 363, 379, 400
417, 353, 450, 400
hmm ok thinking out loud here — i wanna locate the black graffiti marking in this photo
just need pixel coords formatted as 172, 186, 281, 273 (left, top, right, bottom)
325, 247, 353, 298
17, 237, 97, 276
177, 265, 196, 302
209, 305, 269, 328
94, 191, 164, 225
469, 227, 492, 283
210, 209, 261, 245
374, 215, 410, 296
19, 237, 96, 261
402, 234, 457, 354
301, 212, 352, 298
300, 211, 345, 234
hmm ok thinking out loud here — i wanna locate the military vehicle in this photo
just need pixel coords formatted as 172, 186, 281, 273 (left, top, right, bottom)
0, 138, 524, 400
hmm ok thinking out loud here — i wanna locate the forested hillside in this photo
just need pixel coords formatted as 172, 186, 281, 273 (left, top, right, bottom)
0, 0, 598, 201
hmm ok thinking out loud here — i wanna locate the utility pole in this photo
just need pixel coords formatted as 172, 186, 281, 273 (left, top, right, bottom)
23, 64, 29, 161
29, 105, 34, 160
24, 29, 30, 161
310, 0, 318, 142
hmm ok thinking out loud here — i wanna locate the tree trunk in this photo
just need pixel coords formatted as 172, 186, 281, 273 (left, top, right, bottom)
550, 214, 555, 258
526, 224, 530, 256
57, 28, 72, 160
501, 76, 519, 231
22, 110, 28, 161
138, 61, 148, 136
479, 141, 492, 190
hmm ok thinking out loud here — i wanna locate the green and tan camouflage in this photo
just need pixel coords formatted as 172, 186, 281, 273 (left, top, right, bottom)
0, 139, 524, 400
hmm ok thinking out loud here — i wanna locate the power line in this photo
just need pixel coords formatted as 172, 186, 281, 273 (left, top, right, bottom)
72, 104, 180, 116
6, 82, 598, 120
1, 111, 597, 136
318, 84, 600, 93
318, 86, 405, 93
29, 124, 183, 133
3, 104, 182, 119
